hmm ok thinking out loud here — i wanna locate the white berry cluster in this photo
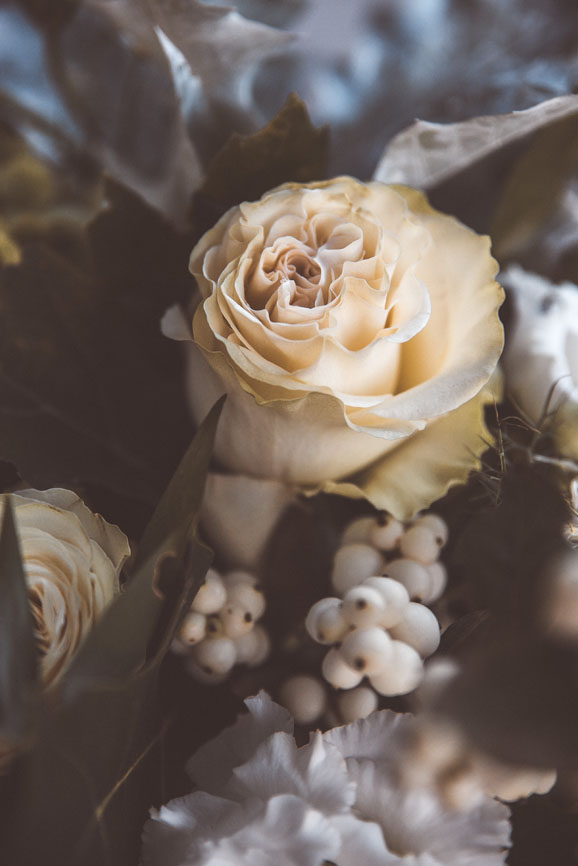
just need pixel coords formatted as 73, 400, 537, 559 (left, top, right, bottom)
172, 568, 270, 683
306, 512, 447, 698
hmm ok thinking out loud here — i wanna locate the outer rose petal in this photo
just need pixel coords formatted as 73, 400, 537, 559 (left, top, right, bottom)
12, 488, 130, 574
322, 376, 502, 519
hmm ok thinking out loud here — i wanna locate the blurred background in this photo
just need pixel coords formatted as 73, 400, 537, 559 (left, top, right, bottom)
212, 0, 578, 177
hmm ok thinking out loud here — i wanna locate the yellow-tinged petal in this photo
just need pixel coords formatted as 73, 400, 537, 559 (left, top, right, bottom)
319, 377, 501, 519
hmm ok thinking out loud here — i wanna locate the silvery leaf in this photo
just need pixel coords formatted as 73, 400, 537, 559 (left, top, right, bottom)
374, 94, 578, 189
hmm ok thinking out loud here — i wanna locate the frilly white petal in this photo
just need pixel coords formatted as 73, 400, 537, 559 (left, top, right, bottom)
142, 695, 510, 866
332, 813, 398, 866
502, 265, 578, 460
229, 732, 355, 813
144, 793, 340, 866
187, 692, 293, 795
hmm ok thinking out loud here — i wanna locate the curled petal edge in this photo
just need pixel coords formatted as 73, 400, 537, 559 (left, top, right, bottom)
315, 373, 503, 520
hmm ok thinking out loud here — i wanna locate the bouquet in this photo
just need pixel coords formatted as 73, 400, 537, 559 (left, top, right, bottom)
0, 2, 578, 864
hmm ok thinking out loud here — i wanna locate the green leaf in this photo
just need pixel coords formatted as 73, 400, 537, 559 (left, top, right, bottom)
194, 93, 329, 228
491, 114, 578, 259
62, 398, 223, 690
0, 243, 192, 508
0, 496, 39, 741
0, 403, 221, 866
137, 395, 225, 566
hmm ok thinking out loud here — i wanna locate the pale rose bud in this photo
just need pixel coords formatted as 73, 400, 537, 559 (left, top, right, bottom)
10, 489, 130, 688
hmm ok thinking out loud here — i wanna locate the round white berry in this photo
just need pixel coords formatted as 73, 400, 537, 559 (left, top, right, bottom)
305, 597, 348, 645
219, 603, 255, 638
341, 516, 376, 545
363, 576, 410, 628
279, 675, 327, 725
234, 624, 270, 667
385, 558, 433, 602
342, 586, 386, 628
369, 515, 404, 551
369, 640, 424, 696
321, 647, 363, 689
337, 686, 378, 723
191, 569, 227, 615
170, 637, 191, 656
426, 561, 447, 603
186, 657, 229, 685
400, 525, 439, 565
225, 581, 266, 621
177, 611, 206, 646
390, 602, 440, 657
331, 543, 384, 595
340, 627, 392, 676
413, 513, 449, 548
192, 635, 237, 675
224, 569, 260, 587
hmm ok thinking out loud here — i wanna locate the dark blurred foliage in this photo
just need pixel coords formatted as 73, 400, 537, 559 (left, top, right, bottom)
229, 0, 578, 179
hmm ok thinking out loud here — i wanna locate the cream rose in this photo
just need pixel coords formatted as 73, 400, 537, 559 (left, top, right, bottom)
167, 177, 503, 517
502, 265, 578, 461
9, 489, 130, 688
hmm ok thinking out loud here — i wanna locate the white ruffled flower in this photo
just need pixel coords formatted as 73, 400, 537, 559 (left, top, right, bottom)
502, 265, 578, 461
142, 693, 510, 866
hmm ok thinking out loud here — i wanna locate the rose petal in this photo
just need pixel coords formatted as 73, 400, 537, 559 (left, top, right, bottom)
321, 378, 501, 519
